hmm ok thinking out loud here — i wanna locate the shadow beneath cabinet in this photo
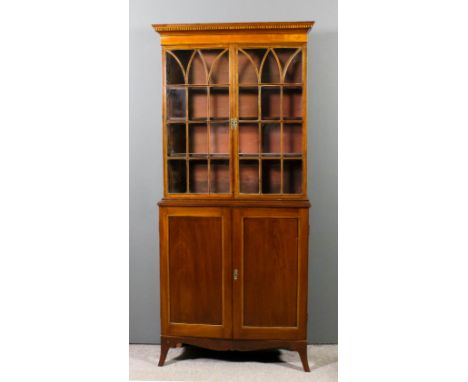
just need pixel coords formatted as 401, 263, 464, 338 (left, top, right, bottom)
165, 345, 284, 366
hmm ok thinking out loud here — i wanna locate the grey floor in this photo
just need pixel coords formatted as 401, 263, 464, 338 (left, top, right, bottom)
130, 344, 338, 381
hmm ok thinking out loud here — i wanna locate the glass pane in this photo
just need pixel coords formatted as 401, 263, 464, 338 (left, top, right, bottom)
210, 123, 229, 154
167, 88, 186, 120
283, 87, 302, 120
238, 49, 265, 84
283, 160, 302, 194
284, 51, 302, 83
283, 123, 303, 155
188, 51, 207, 84
261, 51, 281, 83
210, 87, 229, 120
261, 87, 280, 120
262, 160, 281, 193
274, 48, 297, 74
261, 123, 280, 154
239, 160, 259, 193
239, 123, 259, 154
167, 123, 186, 156
188, 123, 207, 154
166, 53, 185, 84
210, 160, 230, 193
170, 50, 192, 72
188, 88, 207, 120
239, 88, 258, 120
201, 49, 222, 71
167, 160, 186, 193
208, 50, 229, 84
189, 160, 208, 193
166, 50, 192, 84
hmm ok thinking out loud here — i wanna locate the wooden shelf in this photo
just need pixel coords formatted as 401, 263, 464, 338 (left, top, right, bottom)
238, 83, 303, 87
238, 154, 302, 160
167, 119, 231, 123
167, 84, 230, 88
238, 119, 303, 123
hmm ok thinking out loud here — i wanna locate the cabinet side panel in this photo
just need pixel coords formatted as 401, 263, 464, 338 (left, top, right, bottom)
243, 217, 298, 327
168, 216, 223, 325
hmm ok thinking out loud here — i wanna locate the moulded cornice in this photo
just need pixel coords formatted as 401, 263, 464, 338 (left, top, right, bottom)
153, 21, 314, 34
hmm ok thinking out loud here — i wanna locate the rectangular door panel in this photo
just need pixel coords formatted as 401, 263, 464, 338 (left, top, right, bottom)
160, 207, 232, 338
233, 208, 308, 340
169, 216, 223, 325
243, 217, 298, 327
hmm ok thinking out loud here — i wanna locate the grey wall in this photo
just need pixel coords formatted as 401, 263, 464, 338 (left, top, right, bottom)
130, 0, 337, 344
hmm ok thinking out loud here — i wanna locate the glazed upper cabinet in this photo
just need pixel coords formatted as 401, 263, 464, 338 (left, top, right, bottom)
163, 44, 307, 198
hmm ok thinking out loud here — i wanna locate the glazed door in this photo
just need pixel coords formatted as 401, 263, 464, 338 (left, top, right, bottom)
235, 47, 307, 198
164, 48, 233, 197
232, 208, 308, 339
160, 207, 232, 338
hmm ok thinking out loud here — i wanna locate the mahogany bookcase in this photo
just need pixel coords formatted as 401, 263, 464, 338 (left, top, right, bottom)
153, 21, 314, 372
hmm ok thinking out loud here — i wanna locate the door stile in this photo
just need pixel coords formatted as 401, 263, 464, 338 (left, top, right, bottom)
228, 45, 235, 196
232, 208, 242, 338
230, 45, 239, 197
301, 44, 308, 196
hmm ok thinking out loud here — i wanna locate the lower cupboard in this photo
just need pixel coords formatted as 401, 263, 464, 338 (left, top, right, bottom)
158, 202, 310, 371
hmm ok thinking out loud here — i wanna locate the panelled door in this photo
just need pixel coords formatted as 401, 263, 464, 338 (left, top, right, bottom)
232, 208, 309, 340
160, 207, 232, 338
